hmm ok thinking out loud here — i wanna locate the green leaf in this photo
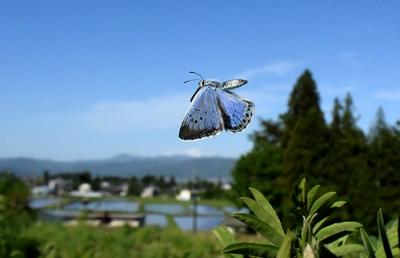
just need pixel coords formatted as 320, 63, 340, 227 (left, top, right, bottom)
299, 178, 307, 203
222, 242, 278, 257
276, 231, 294, 258
241, 196, 284, 238
377, 208, 393, 258
10, 250, 24, 258
327, 234, 349, 249
240, 197, 275, 234
369, 235, 379, 250
360, 228, 376, 258
233, 213, 283, 246
312, 216, 330, 234
213, 226, 236, 246
329, 244, 365, 256
249, 187, 284, 236
330, 200, 346, 208
316, 221, 362, 242
309, 192, 336, 217
397, 214, 399, 254
213, 226, 242, 258
385, 219, 399, 251
306, 185, 320, 211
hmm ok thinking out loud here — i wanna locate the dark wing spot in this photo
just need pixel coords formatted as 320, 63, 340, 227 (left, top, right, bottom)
200, 117, 203, 120
194, 120, 198, 123
242, 119, 246, 123
245, 113, 249, 118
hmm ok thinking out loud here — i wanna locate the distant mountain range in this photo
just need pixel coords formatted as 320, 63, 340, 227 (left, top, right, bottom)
0, 154, 236, 180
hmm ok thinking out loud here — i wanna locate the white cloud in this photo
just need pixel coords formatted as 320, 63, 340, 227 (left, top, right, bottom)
80, 93, 191, 132
234, 61, 300, 79
79, 81, 290, 133
161, 148, 209, 157
374, 89, 400, 100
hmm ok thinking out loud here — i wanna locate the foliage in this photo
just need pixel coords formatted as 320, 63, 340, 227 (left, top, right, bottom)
325, 94, 376, 228
360, 209, 399, 258
0, 172, 40, 258
214, 178, 364, 258
368, 109, 400, 221
25, 223, 224, 258
231, 70, 400, 231
280, 70, 330, 190
200, 180, 226, 199
128, 176, 143, 196
231, 119, 283, 207
0, 172, 30, 211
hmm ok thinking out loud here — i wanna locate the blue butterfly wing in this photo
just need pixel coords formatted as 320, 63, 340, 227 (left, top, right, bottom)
216, 89, 254, 132
179, 87, 224, 140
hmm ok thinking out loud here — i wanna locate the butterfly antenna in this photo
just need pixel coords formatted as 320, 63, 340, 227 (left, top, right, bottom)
189, 71, 204, 80
184, 78, 200, 84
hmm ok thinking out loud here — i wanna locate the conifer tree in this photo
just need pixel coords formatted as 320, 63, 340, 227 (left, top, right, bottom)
231, 120, 283, 205
230, 70, 399, 230
340, 93, 370, 196
368, 108, 400, 219
331, 98, 343, 135
332, 94, 375, 228
323, 98, 345, 187
279, 70, 329, 190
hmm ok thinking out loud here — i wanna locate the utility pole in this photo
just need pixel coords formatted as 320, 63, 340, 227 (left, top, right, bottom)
191, 171, 198, 234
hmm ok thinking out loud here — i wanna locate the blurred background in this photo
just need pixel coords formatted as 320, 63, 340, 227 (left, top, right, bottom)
0, 1, 399, 258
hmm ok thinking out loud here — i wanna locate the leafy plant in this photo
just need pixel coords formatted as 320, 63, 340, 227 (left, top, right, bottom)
0, 174, 40, 258
360, 209, 399, 258
214, 178, 363, 257
26, 223, 224, 258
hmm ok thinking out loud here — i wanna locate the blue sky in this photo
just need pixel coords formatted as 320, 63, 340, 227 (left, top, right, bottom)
1, 1, 399, 160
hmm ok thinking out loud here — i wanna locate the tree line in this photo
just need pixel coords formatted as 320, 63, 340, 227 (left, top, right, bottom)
231, 70, 400, 231
40, 171, 228, 199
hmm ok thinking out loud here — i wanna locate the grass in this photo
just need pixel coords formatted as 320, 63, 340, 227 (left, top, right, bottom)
26, 196, 240, 258
22, 195, 242, 258
25, 222, 227, 258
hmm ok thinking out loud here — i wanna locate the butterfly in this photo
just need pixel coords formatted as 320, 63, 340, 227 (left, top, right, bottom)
179, 72, 255, 140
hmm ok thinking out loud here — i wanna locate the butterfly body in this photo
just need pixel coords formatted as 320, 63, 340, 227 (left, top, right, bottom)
179, 78, 254, 140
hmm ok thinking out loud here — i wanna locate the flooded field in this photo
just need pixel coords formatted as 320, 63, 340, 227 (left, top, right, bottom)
30, 197, 242, 231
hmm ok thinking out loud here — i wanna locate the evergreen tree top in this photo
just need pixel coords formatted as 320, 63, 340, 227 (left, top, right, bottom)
287, 69, 322, 118
343, 93, 358, 130
282, 69, 326, 140
331, 97, 343, 133
369, 107, 388, 138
